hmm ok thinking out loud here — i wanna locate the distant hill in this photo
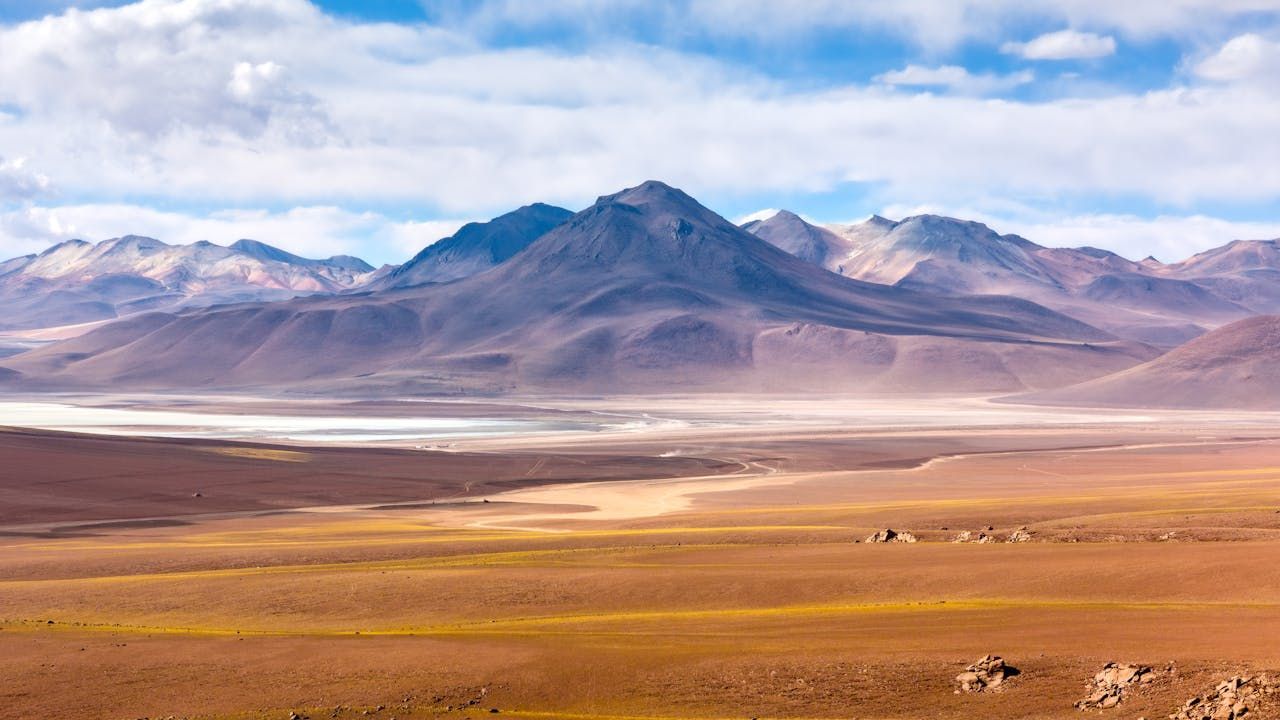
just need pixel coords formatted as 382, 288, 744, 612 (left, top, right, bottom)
1019, 315, 1280, 409
0, 236, 375, 331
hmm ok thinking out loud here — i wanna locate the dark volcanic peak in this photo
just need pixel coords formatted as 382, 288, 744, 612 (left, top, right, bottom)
500, 180, 864, 306
551, 180, 745, 263
381, 202, 572, 288
599, 179, 711, 211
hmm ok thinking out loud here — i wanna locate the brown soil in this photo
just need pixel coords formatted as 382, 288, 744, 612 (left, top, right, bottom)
0, 426, 734, 527
3, 415, 1280, 720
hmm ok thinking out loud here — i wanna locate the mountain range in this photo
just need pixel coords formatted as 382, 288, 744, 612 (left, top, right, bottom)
0, 235, 376, 332
2, 180, 1279, 406
742, 210, 1277, 347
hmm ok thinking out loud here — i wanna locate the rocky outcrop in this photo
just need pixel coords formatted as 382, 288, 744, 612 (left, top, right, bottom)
956, 655, 1015, 693
952, 530, 988, 543
952, 528, 1031, 543
1006, 526, 1034, 543
1075, 662, 1154, 709
864, 528, 918, 543
1170, 675, 1276, 720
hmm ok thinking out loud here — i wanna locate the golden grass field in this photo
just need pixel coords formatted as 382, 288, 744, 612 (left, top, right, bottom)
3, 402, 1280, 719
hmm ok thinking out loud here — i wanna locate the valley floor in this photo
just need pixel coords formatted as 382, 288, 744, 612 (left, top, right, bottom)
2, 397, 1280, 719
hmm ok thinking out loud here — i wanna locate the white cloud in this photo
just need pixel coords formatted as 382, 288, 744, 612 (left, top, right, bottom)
1001, 29, 1117, 60
1195, 33, 1280, 84
0, 157, 51, 202
0, 0, 340, 141
0, 203, 470, 265
384, 219, 471, 258
0, 1, 1278, 264
875, 64, 1034, 95
440, 0, 1278, 50
735, 208, 780, 224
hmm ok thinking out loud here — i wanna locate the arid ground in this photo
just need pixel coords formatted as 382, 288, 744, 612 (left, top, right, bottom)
3, 397, 1280, 720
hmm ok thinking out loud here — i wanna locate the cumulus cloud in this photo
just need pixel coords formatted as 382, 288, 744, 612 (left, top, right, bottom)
384, 219, 472, 258
1195, 33, 1280, 84
0, 1, 1278, 264
1001, 29, 1117, 60
0, 0, 337, 141
735, 208, 780, 224
875, 64, 1034, 95
437, 0, 1277, 50
2, 2, 1273, 214
0, 157, 51, 202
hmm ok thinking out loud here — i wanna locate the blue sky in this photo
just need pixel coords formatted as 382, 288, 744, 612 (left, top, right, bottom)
1, 0, 1279, 265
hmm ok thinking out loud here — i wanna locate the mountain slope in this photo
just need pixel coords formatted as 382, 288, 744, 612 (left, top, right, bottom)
740, 210, 853, 268
1021, 315, 1280, 409
0, 236, 375, 331
3, 182, 1151, 394
378, 203, 572, 289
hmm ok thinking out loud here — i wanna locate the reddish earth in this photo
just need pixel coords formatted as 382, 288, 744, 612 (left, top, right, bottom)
3, 414, 1280, 720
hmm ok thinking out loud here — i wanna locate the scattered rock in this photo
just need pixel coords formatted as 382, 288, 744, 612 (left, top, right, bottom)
1006, 526, 1034, 543
952, 530, 995, 543
1170, 675, 1277, 720
1076, 662, 1154, 710
864, 528, 917, 543
192, 491, 203, 498
955, 655, 1016, 693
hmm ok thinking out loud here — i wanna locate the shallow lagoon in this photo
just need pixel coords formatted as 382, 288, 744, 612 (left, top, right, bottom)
0, 401, 594, 443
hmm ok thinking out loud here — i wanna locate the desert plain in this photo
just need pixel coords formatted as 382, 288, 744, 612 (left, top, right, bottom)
3, 395, 1280, 720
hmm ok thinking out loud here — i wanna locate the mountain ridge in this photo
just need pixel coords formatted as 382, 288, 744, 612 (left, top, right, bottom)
745, 210, 1280, 346
0, 236, 377, 331
377, 203, 572, 289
